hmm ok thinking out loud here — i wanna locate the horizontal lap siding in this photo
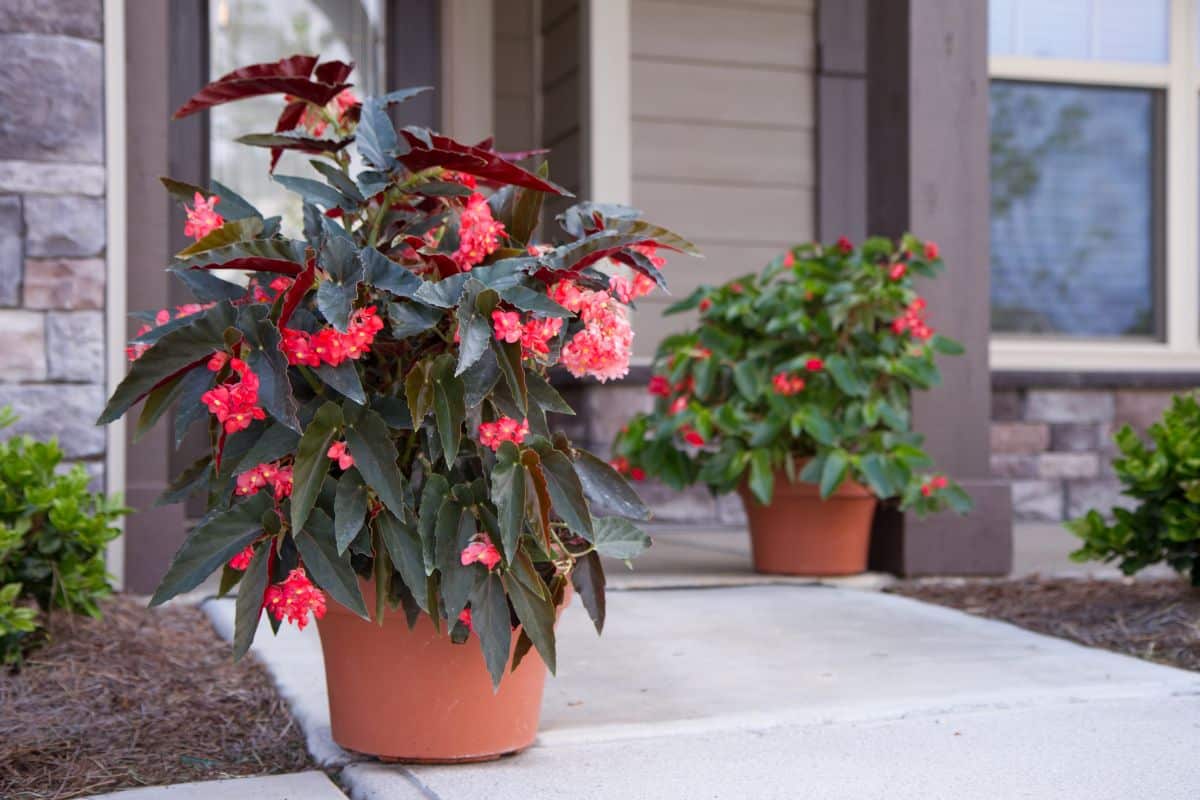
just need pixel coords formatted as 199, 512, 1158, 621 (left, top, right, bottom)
630, 0, 817, 357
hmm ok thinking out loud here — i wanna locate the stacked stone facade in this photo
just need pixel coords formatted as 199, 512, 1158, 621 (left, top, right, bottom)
0, 2, 108, 488
991, 386, 1179, 522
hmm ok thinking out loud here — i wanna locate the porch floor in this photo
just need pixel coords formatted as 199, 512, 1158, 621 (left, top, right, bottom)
199, 524, 1199, 799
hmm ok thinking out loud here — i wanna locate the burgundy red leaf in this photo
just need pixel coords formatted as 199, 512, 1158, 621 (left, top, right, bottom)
398, 130, 570, 196
173, 55, 349, 119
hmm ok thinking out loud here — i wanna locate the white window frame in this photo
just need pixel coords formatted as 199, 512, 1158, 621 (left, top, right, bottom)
988, 0, 1200, 371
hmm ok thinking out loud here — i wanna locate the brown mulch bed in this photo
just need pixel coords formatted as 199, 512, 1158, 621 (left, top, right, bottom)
0, 595, 313, 800
890, 576, 1200, 672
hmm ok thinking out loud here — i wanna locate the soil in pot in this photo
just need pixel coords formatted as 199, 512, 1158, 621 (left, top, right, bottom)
316, 583, 566, 763
738, 471, 877, 576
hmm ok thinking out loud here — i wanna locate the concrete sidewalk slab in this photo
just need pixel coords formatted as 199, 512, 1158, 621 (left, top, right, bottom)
80, 771, 345, 800
206, 584, 1200, 798
344, 696, 1200, 800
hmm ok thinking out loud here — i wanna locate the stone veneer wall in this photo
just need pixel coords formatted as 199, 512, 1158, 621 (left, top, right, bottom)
559, 380, 1186, 527
0, 2, 108, 488
991, 387, 1181, 523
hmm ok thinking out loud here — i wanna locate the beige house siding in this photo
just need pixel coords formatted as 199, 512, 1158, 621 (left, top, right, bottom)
628, 0, 817, 358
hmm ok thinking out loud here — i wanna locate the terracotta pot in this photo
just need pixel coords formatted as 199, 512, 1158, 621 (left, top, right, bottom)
738, 468, 877, 576
315, 583, 565, 763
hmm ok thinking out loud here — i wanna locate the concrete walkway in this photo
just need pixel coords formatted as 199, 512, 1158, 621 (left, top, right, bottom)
206, 569, 1200, 799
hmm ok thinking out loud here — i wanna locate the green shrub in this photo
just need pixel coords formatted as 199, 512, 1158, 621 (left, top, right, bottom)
1068, 393, 1200, 585
0, 407, 127, 664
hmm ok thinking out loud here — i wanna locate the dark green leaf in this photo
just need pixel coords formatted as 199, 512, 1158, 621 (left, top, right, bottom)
748, 449, 774, 504
388, 301, 443, 338
526, 371, 574, 415
357, 98, 398, 171
493, 339, 527, 413
498, 286, 570, 317
461, 348, 501, 408
334, 468, 368, 554
492, 442, 526, 562
376, 510, 427, 610
343, 406, 407, 519
134, 372, 184, 442
503, 573, 556, 673
470, 572, 512, 688
573, 449, 649, 520
363, 247, 422, 297
534, 445, 593, 539
316, 236, 364, 331
418, 475, 449, 573
591, 516, 652, 560
431, 355, 466, 466
99, 301, 237, 424
232, 543, 270, 660
274, 173, 353, 211
819, 450, 850, 499
290, 401, 343, 534
173, 238, 305, 273
571, 550, 606, 634
149, 493, 272, 606
293, 508, 368, 618
313, 359, 364, 405
238, 305, 300, 431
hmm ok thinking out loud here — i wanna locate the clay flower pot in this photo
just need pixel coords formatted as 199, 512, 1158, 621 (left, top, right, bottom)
737, 469, 877, 576
316, 584, 566, 763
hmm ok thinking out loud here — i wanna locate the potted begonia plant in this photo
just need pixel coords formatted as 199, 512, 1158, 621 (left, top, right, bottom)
97, 55, 696, 762
612, 236, 971, 576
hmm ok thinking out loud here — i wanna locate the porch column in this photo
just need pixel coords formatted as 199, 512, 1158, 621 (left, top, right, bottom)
122, 1, 188, 592
864, 0, 1012, 575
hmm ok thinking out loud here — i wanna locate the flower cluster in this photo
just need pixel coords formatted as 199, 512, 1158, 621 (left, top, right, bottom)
920, 475, 949, 497
264, 568, 327, 630
610, 456, 645, 481
183, 193, 223, 241
282, 306, 384, 367
201, 353, 266, 434
892, 297, 933, 341
478, 417, 530, 451
235, 461, 294, 500
491, 310, 563, 360
552, 282, 634, 383
772, 373, 806, 395
327, 441, 354, 469
608, 271, 656, 304
126, 304, 210, 361
460, 535, 501, 571
228, 545, 255, 571
452, 193, 506, 271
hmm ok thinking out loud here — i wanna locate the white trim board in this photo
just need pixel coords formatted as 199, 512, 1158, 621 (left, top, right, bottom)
103, 0, 127, 589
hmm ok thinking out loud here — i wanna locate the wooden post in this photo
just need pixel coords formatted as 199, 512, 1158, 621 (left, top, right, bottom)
121, 1, 188, 592
863, 0, 1013, 575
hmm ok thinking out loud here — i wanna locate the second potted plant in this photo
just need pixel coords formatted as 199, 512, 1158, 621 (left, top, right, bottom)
613, 236, 971, 576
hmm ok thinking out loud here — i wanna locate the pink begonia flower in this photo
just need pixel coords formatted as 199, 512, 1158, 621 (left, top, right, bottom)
201, 357, 265, 434
183, 193, 224, 241
648, 375, 671, 397
264, 568, 327, 630
461, 536, 502, 571
452, 193, 506, 271
478, 417, 530, 451
924, 241, 940, 260
888, 262, 907, 280
805, 358, 825, 372
558, 286, 634, 383
327, 441, 354, 470
458, 607, 473, 632
492, 310, 523, 343
520, 316, 563, 359
228, 545, 255, 571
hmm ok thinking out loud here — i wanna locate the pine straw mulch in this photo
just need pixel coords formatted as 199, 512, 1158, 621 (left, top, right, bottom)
0, 595, 314, 800
889, 576, 1200, 672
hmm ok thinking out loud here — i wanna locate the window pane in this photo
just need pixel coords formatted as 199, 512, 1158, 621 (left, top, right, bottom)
990, 81, 1160, 338
209, 0, 385, 232
989, 0, 1168, 63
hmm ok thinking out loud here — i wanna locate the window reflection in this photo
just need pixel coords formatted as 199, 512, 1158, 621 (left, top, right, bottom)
209, 0, 384, 232
990, 81, 1160, 338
